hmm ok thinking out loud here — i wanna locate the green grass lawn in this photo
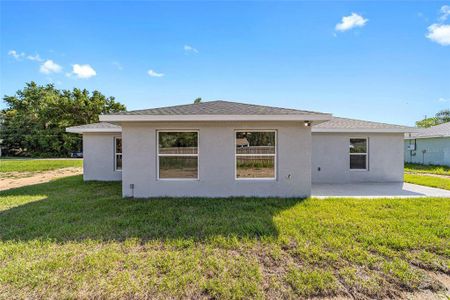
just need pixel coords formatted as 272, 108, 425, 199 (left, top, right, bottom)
404, 163, 450, 190
0, 159, 82, 173
404, 174, 450, 191
0, 176, 449, 299
405, 163, 450, 176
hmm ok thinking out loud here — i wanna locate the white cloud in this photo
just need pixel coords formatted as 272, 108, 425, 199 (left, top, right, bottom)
8, 50, 25, 60
440, 5, 450, 21
426, 24, 450, 45
27, 54, 43, 62
184, 45, 199, 53
71, 64, 97, 79
147, 69, 164, 77
438, 97, 449, 103
40, 60, 62, 74
9, 50, 44, 62
335, 13, 368, 32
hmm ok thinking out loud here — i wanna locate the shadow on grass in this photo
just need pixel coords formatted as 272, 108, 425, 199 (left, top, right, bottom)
0, 175, 303, 242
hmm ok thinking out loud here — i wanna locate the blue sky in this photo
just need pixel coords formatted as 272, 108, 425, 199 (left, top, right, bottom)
1, 1, 449, 126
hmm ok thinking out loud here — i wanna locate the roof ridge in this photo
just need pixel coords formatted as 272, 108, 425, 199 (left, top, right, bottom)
104, 100, 330, 116
211, 100, 329, 115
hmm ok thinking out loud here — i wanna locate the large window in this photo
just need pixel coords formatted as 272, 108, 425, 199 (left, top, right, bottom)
349, 138, 368, 170
235, 131, 276, 179
157, 131, 199, 179
114, 137, 122, 171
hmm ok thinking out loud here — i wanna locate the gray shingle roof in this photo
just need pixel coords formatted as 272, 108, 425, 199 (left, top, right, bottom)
106, 100, 328, 116
67, 102, 416, 133
66, 122, 121, 133
408, 122, 450, 138
312, 117, 415, 132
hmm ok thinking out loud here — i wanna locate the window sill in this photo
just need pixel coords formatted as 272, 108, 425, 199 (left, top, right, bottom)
235, 178, 277, 181
157, 178, 200, 181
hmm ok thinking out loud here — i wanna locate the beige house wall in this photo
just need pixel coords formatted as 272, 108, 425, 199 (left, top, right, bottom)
120, 121, 312, 198
82, 133, 122, 181
80, 128, 406, 195
312, 133, 404, 183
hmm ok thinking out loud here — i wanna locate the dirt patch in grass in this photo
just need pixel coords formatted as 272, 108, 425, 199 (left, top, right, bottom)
405, 172, 450, 179
0, 167, 82, 191
405, 163, 450, 176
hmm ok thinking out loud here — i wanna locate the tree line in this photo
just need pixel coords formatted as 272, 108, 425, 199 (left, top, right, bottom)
0, 82, 126, 157
416, 109, 450, 128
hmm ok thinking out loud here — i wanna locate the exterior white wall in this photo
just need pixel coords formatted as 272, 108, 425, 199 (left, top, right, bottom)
121, 121, 311, 198
405, 138, 450, 166
83, 133, 122, 181
312, 133, 404, 183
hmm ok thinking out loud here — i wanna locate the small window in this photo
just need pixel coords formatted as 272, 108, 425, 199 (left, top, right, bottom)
349, 138, 368, 170
235, 131, 276, 179
114, 137, 122, 171
157, 131, 198, 179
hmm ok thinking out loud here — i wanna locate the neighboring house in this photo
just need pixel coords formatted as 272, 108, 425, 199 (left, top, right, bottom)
405, 122, 450, 166
67, 100, 413, 198
236, 137, 250, 148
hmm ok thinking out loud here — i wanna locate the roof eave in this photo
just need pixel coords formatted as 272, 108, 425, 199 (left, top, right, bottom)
99, 114, 332, 122
312, 128, 415, 133
66, 128, 122, 134
405, 134, 450, 139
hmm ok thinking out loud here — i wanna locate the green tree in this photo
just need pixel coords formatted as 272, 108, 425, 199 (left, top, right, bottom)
436, 109, 450, 122
193, 97, 202, 104
0, 82, 126, 157
416, 117, 440, 128
416, 109, 450, 128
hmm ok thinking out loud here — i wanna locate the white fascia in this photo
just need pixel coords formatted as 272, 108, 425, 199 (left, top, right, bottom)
312, 128, 417, 133
66, 128, 122, 134
405, 135, 449, 139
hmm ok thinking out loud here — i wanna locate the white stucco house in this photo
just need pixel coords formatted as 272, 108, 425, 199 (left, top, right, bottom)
67, 100, 413, 198
405, 122, 450, 166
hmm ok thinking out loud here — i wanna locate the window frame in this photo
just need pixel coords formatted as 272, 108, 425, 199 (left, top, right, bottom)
156, 130, 200, 181
114, 136, 122, 172
349, 137, 369, 171
234, 129, 277, 181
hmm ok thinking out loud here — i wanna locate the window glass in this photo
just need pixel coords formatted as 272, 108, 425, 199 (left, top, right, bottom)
349, 138, 368, 170
350, 139, 367, 153
116, 154, 122, 170
158, 131, 198, 179
115, 138, 122, 153
350, 155, 366, 170
235, 131, 276, 179
236, 131, 275, 154
159, 157, 198, 179
114, 137, 122, 171
236, 156, 275, 178
159, 132, 198, 154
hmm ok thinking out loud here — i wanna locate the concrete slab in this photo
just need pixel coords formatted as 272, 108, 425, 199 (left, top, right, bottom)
311, 182, 450, 198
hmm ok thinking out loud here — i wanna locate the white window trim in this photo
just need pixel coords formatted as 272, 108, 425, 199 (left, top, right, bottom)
156, 130, 199, 181
235, 130, 277, 181
349, 137, 369, 171
114, 136, 122, 172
